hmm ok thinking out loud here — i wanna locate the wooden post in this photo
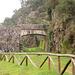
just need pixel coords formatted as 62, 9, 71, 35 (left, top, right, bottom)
4, 55, 6, 61
58, 56, 61, 73
48, 56, 58, 73
26, 55, 36, 67
8, 54, 10, 61
19, 54, 21, 63
8, 55, 13, 62
37, 55, 39, 67
12, 55, 14, 63
71, 58, 75, 75
20, 56, 26, 65
26, 56, 28, 66
61, 59, 71, 75
5, 55, 9, 61
40, 56, 48, 68
13, 55, 20, 65
0, 54, 2, 60
72, 62, 75, 75
48, 56, 50, 70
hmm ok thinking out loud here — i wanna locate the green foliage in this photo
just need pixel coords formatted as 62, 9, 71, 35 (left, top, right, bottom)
62, 22, 66, 30
61, 34, 75, 54
43, 0, 59, 9
39, 40, 45, 50
43, 24, 48, 32
61, 40, 70, 53
49, 30, 54, 51
55, 0, 75, 22
35, 36, 40, 47
3, 0, 58, 25
43, 22, 54, 52
27, 16, 39, 24
71, 45, 75, 54
3, 7, 31, 25
37, 6, 46, 13
21, 35, 37, 48
69, 34, 74, 44
2, 0, 75, 54
26, 0, 43, 11
2, 17, 14, 25
47, 7, 52, 21
48, 0, 59, 9
47, 0, 75, 53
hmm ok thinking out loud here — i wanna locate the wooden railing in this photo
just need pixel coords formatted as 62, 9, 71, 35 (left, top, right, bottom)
0, 53, 75, 75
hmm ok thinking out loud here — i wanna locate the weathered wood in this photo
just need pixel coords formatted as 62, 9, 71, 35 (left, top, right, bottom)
61, 59, 71, 75
0, 53, 75, 58
1, 55, 5, 60
8, 54, 10, 61
37, 55, 39, 67
48, 56, 50, 70
26, 55, 36, 67
8, 55, 13, 62
4, 55, 6, 61
40, 56, 48, 68
26, 56, 28, 66
0, 52, 75, 75
12, 55, 14, 63
48, 56, 58, 73
19, 54, 21, 63
13, 55, 19, 65
5, 55, 9, 61
0, 54, 2, 60
71, 58, 75, 66
58, 56, 61, 73
20, 56, 26, 65
71, 58, 75, 75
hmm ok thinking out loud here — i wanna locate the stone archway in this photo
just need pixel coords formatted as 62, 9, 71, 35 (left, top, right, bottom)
0, 24, 49, 52
20, 31, 49, 52
19, 34, 46, 52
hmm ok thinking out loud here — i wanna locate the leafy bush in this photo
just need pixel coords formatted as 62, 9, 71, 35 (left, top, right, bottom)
61, 40, 70, 53
55, 0, 75, 19
26, 0, 43, 11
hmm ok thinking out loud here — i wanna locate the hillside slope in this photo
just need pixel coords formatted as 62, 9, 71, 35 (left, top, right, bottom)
2, 0, 75, 54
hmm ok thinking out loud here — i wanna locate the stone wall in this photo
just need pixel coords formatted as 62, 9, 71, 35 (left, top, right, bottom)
0, 25, 21, 52
0, 24, 46, 52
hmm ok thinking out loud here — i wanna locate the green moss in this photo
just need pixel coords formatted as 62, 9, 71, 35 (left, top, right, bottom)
39, 40, 45, 50
61, 40, 70, 53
